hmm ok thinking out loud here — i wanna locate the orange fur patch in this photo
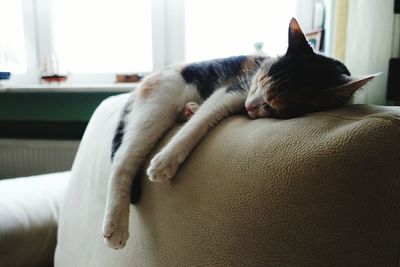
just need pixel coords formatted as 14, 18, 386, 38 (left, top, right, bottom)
138, 73, 162, 98
241, 56, 260, 75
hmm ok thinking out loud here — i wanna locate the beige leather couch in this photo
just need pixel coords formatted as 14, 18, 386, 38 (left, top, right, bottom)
2, 94, 400, 266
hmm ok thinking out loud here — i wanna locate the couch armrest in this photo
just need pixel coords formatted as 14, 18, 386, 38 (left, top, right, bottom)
0, 172, 70, 267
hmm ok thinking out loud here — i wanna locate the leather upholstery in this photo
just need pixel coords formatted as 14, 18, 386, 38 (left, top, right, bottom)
55, 94, 400, 266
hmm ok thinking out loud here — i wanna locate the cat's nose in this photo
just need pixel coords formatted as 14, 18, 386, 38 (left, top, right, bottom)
245, 102, 256, 112
245, 98, 263, 112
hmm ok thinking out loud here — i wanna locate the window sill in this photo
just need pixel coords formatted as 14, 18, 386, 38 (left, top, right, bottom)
0, 83, 138, 93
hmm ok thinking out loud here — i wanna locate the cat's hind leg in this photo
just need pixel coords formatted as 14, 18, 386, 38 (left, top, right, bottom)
103, 104, 176, 249
102, 72, 192, 249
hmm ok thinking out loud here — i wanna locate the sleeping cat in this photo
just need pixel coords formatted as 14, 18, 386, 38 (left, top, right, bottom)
102, 18, 375, 249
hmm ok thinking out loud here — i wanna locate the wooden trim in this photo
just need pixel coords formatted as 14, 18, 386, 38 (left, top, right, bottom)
332, 0, 349, 62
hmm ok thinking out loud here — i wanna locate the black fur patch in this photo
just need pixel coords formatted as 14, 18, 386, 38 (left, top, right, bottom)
268, 53, 351, 91
130, 173, 142, 204
181, 56, 248, 99
111, 120, 125, 160
111, 105, 132, 160
226, 56, 269, 94
111, 102, 143, 204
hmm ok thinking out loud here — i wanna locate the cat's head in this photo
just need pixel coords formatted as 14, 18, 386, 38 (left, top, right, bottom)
245, 18, 377, 119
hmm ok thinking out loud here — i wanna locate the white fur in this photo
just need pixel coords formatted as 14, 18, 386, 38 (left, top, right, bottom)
103, 69, 199, 249
102, 69, 245, 249
147, 88, 246, 182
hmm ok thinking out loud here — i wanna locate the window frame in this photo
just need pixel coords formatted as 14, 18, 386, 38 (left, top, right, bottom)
8, 0, 186, 85
7, 0, 40, 84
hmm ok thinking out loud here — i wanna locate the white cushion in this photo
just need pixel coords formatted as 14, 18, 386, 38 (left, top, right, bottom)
0, 172, 70, 267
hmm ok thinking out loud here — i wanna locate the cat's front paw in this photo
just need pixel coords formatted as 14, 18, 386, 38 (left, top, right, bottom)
102, 207, 129, 249
147, 149, 186, 182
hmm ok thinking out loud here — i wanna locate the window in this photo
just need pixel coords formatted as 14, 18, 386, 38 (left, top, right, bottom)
184, 0, 296, 62
0, 0, 26, 73
52, 0, 153, 74
2, 0, 305, 85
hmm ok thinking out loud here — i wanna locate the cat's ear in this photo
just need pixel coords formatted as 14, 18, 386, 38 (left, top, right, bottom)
287, 18, 314, 55
324, 73, 380, 99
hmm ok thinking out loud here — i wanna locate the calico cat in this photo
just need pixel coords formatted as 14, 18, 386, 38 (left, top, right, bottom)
102, 18, 375, 249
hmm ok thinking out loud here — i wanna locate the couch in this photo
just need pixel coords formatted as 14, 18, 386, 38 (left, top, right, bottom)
2, 93, 400, 266
0, 172, 69, 267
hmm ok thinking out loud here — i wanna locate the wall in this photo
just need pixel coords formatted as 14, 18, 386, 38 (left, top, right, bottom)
295, 0, 336, 56
296, 0, 318, 33
331, 0, 349, 61
344, 0, 394, 105
0, 90, 126, 139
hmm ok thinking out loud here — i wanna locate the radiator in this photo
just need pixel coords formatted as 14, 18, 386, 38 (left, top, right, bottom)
0, 139, 80, 179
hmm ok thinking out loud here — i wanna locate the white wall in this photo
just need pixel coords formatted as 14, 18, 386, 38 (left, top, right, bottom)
344, 0, 394, 105
296, 0, 318, 33
295, 0, 335, 56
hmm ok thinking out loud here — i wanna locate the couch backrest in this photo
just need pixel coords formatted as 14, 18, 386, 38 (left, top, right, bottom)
55, 94, 400, 266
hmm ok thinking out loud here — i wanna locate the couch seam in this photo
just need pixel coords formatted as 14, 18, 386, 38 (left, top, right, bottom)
303, 113, 400, 130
